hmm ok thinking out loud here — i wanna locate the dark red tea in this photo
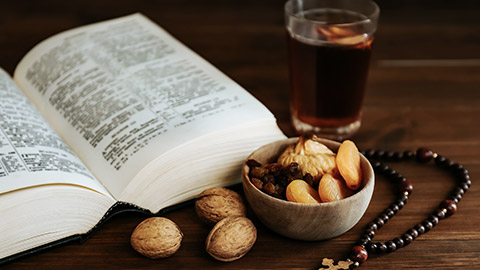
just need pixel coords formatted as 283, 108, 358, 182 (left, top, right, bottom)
287, 33, 373, 128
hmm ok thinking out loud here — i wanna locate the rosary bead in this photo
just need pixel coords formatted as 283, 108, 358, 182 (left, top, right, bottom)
400, 180, 414, 195
394, 174, 406, 182
454, 187, 465, 196
397, 194, 409, 204
390, 204, 400, 214
386, 241, 397, 253
402, 234, 414, 246
374, 150, 385, 159
374, 217, 385, 229
393, 237, 404, 249
440, 200, 457, 217
366, 222, 378, 231
350, 246, 368, 264
379, 164, 390, 174
434, 155, 446, 166
450, 193, 462, 204
434, 208, 446, 219
403, 150, 415, 160
379, 213, 390, 224
416, 147, 434, 163
376, 242, 388, 253
422, 220, 433, 232
371, 160, 382, 170
437, 157, 452, 168
451, 188, 464, 202
456, 168, 469, 178
414, 224, 426, 235
393, 151, 404, 161
350, 261, 360, 269
445, 159, 455, 168
453, 166, 469, 178
450, 163, 464, 174
384, 208, 395, 219
395, 200, 405, 210
365, 229, 376, 238
457, 174, 470, 185
384, 151, 395, 160
434, 209, 446, 219
406, 228, 419, 239
367, 242, 378, 253
366, 149, 376, 158
451, 163, 462, 170
385, 169, 397, 178
459, 181, 470, 192
429, 215, 439, 226
357, 235, 371, 246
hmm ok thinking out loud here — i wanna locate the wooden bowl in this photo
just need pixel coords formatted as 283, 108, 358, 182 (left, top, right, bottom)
242, 137, 374, 241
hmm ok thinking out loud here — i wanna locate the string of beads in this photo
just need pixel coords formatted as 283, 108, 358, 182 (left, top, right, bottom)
345, 147, 471, 269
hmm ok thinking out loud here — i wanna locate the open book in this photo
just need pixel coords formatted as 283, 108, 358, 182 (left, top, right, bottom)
0, 13, 286, 263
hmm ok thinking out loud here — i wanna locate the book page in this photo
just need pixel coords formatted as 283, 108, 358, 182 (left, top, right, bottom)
13, 14, 279, 198
0, 69, 112, 196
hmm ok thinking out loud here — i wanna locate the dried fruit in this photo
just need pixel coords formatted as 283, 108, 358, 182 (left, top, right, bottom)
130, 217, 183, 259
318, 173, 353, 202
286, 179, 322, 204
316, 26, 369, 45
247, 161, 303, 199
195, 187, 246, 226
248, 137, 364, 203
336, 140, 362, 190
205, 216, 257, 262
277, 135, 337, 180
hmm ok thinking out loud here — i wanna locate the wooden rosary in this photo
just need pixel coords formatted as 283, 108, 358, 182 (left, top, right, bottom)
319, 147, 471, 269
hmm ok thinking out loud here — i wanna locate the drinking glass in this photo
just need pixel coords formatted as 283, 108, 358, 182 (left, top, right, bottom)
285, 0, 379, 140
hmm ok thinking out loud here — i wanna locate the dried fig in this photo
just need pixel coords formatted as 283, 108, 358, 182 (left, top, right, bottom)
277, 135, 336, 179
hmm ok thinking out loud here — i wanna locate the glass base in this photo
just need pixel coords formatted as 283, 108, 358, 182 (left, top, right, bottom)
292, 115, 361, 141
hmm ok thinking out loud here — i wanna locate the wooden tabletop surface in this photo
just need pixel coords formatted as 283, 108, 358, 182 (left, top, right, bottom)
1, 0, 479, 269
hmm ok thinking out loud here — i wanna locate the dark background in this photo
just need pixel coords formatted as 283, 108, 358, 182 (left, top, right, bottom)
1, 1, 479, 269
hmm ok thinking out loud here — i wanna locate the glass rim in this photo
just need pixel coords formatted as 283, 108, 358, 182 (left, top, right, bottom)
284, 0, 380, 27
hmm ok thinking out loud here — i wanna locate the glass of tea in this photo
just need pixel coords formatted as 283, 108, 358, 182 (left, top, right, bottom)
285, 0, 379, 140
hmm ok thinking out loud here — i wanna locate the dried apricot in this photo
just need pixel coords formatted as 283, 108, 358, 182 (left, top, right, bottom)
336, 140, 362, 190
286, 180, 321, 203
318, 174, 353, 202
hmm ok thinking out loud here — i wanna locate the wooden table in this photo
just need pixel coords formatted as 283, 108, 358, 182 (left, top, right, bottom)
1, 0, 479, 269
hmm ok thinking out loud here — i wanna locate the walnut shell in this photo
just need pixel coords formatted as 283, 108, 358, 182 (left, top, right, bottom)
205, 216, 257, 262
195, 187, 246, 225
130, 217, 183, 259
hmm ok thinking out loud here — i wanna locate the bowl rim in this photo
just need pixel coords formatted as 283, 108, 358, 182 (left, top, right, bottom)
242, 137, 375, 208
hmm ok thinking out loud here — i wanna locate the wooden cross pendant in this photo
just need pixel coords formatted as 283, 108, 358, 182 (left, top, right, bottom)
318, 258, 353, 270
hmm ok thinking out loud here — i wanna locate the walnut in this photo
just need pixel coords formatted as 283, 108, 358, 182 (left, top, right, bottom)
205, 216, 257, 262
195, 187, 246, 226
130, 217, 183, 259
277, 135, 336, 180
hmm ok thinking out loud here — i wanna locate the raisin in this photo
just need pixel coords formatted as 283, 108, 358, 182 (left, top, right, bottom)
265, 163, 283, 176
263, 182, 277, 196
251, 177, 263, 189
246, 159, 262, 168
263, 174, 275, 183
304, 173, 315, 187
250, 166, 267, 178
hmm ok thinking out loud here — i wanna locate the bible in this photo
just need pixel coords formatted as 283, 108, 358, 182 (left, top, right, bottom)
0, 13, 285, 263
